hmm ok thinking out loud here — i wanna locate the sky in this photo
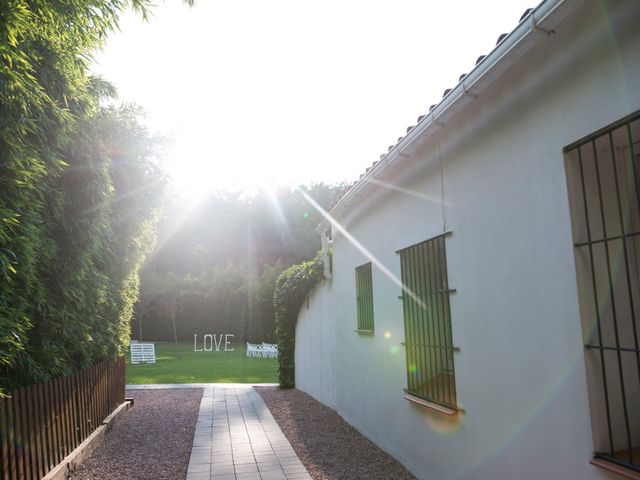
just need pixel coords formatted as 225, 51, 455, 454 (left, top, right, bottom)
92, 0, 536, 195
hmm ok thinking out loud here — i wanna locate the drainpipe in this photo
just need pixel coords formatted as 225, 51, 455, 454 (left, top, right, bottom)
321, 231, 332, 279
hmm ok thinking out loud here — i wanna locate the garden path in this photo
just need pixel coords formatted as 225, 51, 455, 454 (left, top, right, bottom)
185, 385, 311, 480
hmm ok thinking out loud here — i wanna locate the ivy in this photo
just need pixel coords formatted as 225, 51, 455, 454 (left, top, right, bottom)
273, 251, 324, 389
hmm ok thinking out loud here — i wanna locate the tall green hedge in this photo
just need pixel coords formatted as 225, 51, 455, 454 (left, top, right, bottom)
0, 1, 167, 396
273, 251, 324, 388
0, 100, 165, 395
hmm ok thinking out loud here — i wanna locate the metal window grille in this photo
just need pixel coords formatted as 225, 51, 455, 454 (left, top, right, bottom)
398, 233, 457, 409
564, 110, 640, 473
355, 262, 374, 331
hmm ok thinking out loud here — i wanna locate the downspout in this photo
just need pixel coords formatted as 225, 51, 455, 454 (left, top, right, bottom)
321, 230, 332, 279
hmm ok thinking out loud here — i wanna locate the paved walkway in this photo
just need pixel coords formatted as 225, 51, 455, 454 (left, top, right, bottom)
185, 385, 312, 480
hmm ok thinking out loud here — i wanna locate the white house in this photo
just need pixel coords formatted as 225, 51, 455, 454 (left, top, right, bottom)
295, 0, 640, 479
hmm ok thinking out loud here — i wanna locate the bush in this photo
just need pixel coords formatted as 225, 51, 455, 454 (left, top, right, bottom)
273, 251, 324, 388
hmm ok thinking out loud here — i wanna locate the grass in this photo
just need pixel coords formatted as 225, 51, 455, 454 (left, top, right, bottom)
126, 342, 278, 384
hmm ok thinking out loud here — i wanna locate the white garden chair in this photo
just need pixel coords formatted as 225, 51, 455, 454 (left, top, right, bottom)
247, 342, 277, 358
261, 343, 278, 358
246, 342, 259, 358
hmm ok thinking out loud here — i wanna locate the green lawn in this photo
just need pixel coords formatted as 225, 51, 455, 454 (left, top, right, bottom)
126, 342, 278, 384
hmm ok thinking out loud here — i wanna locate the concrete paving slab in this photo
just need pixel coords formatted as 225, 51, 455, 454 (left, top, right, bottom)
185, 385, 311, 480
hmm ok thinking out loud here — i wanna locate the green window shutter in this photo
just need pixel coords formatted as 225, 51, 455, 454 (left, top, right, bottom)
399, 234, 457, 409
355, 262, 374, 332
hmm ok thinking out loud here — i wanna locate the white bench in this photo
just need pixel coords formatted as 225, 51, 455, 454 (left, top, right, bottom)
246, 342, 278, 359
130, 342, 156, 364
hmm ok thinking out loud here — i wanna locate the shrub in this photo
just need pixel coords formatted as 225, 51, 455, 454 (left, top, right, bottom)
273, 251, 324, 388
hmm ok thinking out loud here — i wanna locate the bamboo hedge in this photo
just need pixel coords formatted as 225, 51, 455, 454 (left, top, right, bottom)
0, 1, 168, 396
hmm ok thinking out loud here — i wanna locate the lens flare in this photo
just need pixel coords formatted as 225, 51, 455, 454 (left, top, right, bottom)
298, 189, 426, 309
368, 178, 452, 205
423, 408, 465, 434
265, 187, 289, 228
389, 345, 400, 355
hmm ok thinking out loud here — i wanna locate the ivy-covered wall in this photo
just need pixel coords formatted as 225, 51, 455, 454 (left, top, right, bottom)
273, 251, 324, 388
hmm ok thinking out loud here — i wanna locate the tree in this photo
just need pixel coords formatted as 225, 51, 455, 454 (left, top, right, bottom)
0, 1, 177, 394
136, 184, 348, 343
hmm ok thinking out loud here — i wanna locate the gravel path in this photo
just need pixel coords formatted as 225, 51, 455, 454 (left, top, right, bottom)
70, 388, 203, 480
255, 387, 416, 480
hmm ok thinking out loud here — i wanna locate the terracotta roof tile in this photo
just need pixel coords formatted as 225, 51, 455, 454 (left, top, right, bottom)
336, 7, 534, 216
365, 8, 533, 176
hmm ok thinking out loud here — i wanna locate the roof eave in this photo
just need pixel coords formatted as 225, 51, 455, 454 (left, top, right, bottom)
316, 0, 581, 235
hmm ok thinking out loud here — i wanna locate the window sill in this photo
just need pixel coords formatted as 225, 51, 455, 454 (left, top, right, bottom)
591, 457, 640, 480
403, 393, 460, 416
354, 329, 374, 335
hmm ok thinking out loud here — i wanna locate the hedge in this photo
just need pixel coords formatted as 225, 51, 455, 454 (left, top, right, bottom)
0, 1, 167, 395
273, 251, 324, 388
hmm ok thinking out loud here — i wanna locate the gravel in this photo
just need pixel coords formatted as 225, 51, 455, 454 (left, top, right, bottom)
70, 388, 203, 480
255, 387, 416, 480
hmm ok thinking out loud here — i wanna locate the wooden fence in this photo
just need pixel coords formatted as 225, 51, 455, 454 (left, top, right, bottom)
0, 356, 126, 480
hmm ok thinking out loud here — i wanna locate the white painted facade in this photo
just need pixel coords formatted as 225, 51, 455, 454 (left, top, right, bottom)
295, 1, 640, 479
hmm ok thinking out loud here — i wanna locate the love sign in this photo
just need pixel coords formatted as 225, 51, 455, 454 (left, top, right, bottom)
193, 334, 235, 352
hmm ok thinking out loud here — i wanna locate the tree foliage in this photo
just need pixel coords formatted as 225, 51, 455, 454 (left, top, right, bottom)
148, 184, 345, 275
135, 262, 284, 344
0, 1, 167, 395
136, 184, 346, 344
273, 251, 324, 388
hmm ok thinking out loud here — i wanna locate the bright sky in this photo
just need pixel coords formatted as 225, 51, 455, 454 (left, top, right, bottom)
92, 0, 535, 195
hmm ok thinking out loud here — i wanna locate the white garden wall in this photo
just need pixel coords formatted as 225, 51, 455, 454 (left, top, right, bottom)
295, 1, 639, 479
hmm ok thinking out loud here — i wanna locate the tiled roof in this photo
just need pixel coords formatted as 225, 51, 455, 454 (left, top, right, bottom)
341, 7, 535, 194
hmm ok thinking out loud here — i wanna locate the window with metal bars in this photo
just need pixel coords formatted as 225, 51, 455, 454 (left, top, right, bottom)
564, 110, 640, 474
355, 262, 374, 332
398, 233, 457, 411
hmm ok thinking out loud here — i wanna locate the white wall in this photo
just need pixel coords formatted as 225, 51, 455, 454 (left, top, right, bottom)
295, 278, 337, 408
295, 1, 639, 479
